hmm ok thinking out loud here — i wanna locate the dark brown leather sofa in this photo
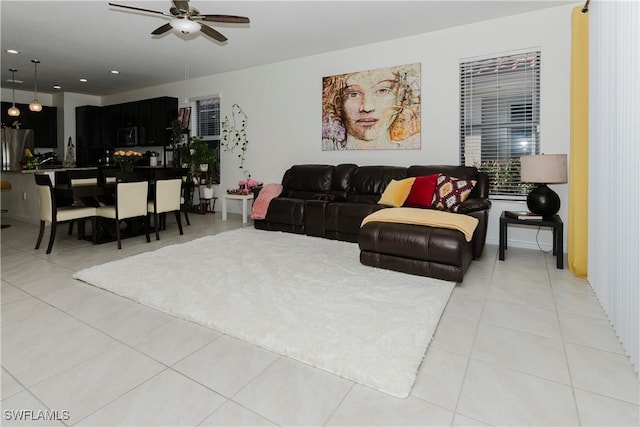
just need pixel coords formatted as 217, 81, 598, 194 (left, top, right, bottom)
254, 164, 491, 282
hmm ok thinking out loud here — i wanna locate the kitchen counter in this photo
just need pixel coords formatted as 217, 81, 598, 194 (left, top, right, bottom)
7, 166, 98, 173
0, 170, 54, 224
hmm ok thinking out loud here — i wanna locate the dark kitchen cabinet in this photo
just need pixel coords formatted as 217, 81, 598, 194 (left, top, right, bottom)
134, 97, 178, 146
150, 97, 178, 146
100, 104, 120, 148
76, 105, 102, 167
120, 102, 139, 127
138, 99, 153, 145
75, 96, 178, 164
1, 101, 58, 148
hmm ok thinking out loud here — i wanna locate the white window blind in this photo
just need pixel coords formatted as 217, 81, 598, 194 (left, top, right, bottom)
189, 95, 221, 184
460, 50, 541, 197
189, 96, 220, 141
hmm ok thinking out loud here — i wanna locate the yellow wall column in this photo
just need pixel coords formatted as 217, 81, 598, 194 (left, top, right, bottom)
568, 6, 589, 277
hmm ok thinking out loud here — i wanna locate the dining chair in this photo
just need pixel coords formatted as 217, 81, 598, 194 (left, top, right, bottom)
181, 180, 192, 226
34, 174, 97, 254
66, 169, 100, 236
148, 178, 183, 240
96, 180, 150, 249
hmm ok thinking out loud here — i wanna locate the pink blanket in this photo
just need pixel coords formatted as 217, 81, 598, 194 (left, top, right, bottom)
251, 183, 283, 220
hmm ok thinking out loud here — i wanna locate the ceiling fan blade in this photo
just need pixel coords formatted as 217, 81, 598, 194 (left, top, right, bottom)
200, 24, 227, 42
198, 15, 250, 24
172, 1, 190, 13
108, 2, 169, 16
151, 23, 173, 35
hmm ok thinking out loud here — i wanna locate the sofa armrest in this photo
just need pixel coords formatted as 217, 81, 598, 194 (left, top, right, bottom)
457, 198, 491, 214
251, 185, 264, 199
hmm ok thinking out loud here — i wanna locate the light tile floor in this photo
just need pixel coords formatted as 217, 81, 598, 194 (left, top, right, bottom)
1, 213, 639, 426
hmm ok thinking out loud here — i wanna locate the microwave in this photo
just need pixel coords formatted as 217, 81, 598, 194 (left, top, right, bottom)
117, 126, 138, 146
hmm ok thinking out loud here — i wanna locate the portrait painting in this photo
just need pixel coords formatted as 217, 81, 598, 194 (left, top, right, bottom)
322, 63, 421, 150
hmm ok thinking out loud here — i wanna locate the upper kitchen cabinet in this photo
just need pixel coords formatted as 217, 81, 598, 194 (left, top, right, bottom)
120, 101, 139, 127
76, 105, 102, 167
100, 104, 120, 147
1, 101, 58, 148
138, 97, 178, 146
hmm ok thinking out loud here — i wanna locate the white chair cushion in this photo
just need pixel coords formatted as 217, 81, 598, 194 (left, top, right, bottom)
116, 181, 148, 219
96, 206, 117, 219
97, 181, 148, 220
150, 179, 182, 214
37, 185, 53, 222
57, 206, 96, 222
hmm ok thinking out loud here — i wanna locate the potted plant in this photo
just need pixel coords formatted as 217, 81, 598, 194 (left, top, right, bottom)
177, 136, 217, 176
201, 175, 215, 199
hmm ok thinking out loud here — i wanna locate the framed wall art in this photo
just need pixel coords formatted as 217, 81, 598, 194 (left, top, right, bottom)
322, 63, 421, 150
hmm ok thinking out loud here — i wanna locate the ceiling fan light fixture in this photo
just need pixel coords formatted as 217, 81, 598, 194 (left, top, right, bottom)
7, 68, 20, 117
170, 17, 200, 34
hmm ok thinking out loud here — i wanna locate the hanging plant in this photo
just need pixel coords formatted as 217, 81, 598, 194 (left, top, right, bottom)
221, 104, 249, 177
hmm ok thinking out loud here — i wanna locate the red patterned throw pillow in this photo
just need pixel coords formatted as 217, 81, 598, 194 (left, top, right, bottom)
432, 174, 477, 212
403, 174, 439, 208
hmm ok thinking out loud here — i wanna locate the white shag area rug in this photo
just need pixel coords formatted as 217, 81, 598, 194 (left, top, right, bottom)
73, 228, 454, 398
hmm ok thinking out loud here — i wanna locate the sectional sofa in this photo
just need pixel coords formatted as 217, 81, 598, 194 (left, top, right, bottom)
253, 164, 491, 282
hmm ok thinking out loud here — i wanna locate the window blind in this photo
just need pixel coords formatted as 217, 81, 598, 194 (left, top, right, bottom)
460, 51, 541, 197
189, 96, 220, 141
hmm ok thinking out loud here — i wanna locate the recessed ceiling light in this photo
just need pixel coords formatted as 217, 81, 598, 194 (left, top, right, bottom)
6, 49, 20, 54
53, 85, 62, 90
110, 70, 120, 74
79, 78, 88, 83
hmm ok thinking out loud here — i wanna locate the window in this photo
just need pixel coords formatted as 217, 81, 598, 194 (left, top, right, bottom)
189, 95, 221, 184
460, 50, 540, 197
189, 96, 220, 141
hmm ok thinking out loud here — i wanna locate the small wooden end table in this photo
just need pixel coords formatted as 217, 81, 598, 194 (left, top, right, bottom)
499, 211, 564, 269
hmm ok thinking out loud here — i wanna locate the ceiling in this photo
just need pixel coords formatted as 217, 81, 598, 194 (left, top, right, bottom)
1, 1, 573, 97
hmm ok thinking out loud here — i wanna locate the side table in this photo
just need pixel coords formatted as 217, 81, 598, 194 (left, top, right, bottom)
499, 211, 564, 269
222, 193, 254, 224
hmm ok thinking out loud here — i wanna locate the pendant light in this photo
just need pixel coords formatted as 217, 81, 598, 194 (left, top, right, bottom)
7, 68, 20, 117
29, 59, 42, 112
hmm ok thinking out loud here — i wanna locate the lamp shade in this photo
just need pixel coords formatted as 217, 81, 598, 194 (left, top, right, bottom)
520, 154, 567, 184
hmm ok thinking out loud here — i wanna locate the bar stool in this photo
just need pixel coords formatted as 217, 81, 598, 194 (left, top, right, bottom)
1, 180, 12, 229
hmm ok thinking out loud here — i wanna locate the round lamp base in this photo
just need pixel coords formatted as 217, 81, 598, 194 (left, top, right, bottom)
527, 184, 561, 217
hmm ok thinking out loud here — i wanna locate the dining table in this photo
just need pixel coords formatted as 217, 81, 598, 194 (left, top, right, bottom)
54, 180, 154, 245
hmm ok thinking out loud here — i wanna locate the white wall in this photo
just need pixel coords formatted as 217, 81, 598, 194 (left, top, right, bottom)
108, 5, 576, 249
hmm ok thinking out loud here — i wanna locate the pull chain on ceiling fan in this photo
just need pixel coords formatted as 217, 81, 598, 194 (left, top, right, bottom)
108, 0, 250, 42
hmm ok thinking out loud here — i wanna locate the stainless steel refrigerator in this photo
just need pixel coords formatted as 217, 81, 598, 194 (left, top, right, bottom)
1, 128, 34, 171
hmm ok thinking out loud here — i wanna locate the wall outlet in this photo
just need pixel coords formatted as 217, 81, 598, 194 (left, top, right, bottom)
23, 192, 27, 200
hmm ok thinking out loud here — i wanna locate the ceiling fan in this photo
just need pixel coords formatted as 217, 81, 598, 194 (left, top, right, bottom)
108, 0, 250, 42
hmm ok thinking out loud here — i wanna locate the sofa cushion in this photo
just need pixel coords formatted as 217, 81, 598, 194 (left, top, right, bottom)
281, 165, 334, 200
403, 174, 439, 208
378, 178, 415, 207
432, 174, 477, 212
350, 166, 408, 195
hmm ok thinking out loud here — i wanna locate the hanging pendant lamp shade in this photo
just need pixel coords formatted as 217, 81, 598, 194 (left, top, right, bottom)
29, 59, 42, 112
7, 68, 20, 117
